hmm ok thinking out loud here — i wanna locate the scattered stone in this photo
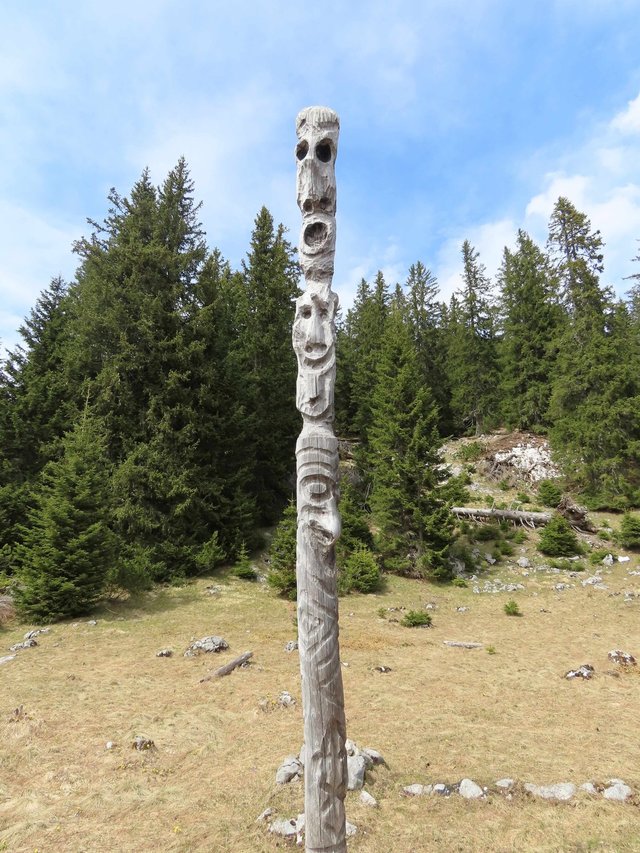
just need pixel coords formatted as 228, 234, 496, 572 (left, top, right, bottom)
156, 649, 173, 658
555, 583, 571, 591
565, 664, 595, 680
404, 783, 430, 796
86, 619, 98, 626
275, 755, 302, 784
278, 691, 296, 708
23, 627, 51, 640
580, 782, 598, 795
608, 650, 636, 666
184, 635, 228, 657
360, 790, 377, 807
484, 553, 496, 565
524, 782, 576, 801
459, 778, 484, 799
433, 782, 454, 796
602, 554, 614, 566
517, 557, 531, 569
581, 575, 605, 587
495, 778, 514, 789
346, 821, 357, 837
618, 556, 630, 563
373, 665, 392, 673
9, 638, 38, 652
603, 780, 632, 801
131, 736, 156, 751
456, 606, 469, 613
361, 747, 385, 766
347, 754, 367, 790
269, 817, 298, 838
284, 640, 298, 653
444, 640, 483, 649
425, 602, 437, 610
204, 585, 222, 596
105, 741, 116, 750
256, 807, 274, 822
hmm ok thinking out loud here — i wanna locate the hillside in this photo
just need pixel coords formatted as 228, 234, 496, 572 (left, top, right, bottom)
1, 436, 639, 852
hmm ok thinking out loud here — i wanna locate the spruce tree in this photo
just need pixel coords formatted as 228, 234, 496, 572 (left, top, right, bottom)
368, 306, 454, 579
16, 408, 115, 622
498, 231, 563, 430
448, 241, 499, 435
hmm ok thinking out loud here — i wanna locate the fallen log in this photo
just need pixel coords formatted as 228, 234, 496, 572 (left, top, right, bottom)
451, 506, 551, 526
199, 651, 253, 683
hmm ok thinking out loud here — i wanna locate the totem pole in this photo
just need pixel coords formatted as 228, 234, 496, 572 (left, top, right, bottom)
293, 106, 347, 852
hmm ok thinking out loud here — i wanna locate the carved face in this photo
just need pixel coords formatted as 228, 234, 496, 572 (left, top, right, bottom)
292, 291, 338, 418
296, 430, 341, 548
295, 107, 339, 281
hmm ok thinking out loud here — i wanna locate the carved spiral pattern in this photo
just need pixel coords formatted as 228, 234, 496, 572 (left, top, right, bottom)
294, 106, 347, 853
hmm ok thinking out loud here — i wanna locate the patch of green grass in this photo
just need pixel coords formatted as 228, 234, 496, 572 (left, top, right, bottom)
401, 609, 433, 628
504, 599, 522, 617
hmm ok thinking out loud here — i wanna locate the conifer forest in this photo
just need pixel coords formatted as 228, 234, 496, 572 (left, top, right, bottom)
1, 161, 639, 621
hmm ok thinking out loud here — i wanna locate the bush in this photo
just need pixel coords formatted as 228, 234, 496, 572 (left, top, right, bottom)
537, 480, 563, 508
504, 599, 522, 616
439, 472, 471, 505
619, 513, 640, 549
455, 441, 484, 462
512, 530, 528, 544
498, 540, 514, 556
267, 501, 297, 599
516, 492, 531, 504
538, 515, 580, 557
473, 524, 501, 542
401, 609, 432, 628
338, 547, 380, 595
232, 542, 257, 581
589, 548, 612, 565
451, 577, 468, 588
194, 532, 226, 574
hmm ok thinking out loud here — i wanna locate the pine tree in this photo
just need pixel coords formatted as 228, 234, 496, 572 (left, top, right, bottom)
368, 307, 454, 579
537, 514, 580, 557
498, 231, 563, 430
267, 500, 298, 599
16, 407, 115, 622
448, 242, 500, 435
239, 208, 301, 522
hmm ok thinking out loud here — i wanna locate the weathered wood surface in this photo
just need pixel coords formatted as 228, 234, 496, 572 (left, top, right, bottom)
443, 641, 484, 649
451, 506, 551, 526
199, 651, 252, 682
294, 106, 347, 853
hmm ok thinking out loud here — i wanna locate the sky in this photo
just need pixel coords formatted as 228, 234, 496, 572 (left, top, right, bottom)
2, 0, 640, 352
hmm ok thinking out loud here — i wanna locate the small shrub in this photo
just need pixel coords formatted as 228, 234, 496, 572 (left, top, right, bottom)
474, 524, 500, 542
267, 501, 297, 600
232, 542, 257, 581
338, 547, 381, 595
619, 513, 640, 549
538, 515, 580, 557
597, 529, 612, 541
516, 492, 531, 504
572, 561, 587, 572
512, 530, 527, 544
377, 606, 387, 619
486, 645, 497, 655
451, 577, 468, 588
537, 480, 563, 508
458, 520, 471, 535
401, 610, 432, 628
491, 548, 502, 563
498, 479, 510, 491
455, 441, 484, 462
504, 599, 522, 617
439, 472, 471, 505
498, 540, 514, 556
589, 548, 611, 565
194, 532, 226, 573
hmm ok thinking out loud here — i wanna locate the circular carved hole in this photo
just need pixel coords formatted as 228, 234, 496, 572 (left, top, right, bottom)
315, 141, 332, 162
296, 141, 309, 161
303, 221, 328, 249
319, 197, 330, 210
303, 199, 313, 213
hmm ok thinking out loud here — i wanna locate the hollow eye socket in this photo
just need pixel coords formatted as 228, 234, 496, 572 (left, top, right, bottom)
296, 140, 309, 161
319, 308, 329, 319
301, 306, 312, 319
302, 199, 313, 213
315, 141, 332, 162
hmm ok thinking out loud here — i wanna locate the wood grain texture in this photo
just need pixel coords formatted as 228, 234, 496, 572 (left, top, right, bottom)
294, 106, 347, 853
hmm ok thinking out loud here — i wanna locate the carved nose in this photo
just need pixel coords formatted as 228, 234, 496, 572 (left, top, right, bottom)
306, 311, 326, 349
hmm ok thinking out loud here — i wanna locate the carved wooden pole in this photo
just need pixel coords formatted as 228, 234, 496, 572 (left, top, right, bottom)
293, 106, 347, 853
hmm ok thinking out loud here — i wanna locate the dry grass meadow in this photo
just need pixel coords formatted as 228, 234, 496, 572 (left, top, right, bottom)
1, 445, 640, 852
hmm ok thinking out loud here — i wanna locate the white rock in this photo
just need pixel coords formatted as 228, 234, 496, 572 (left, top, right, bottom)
345, 821, 357, 837
361, 747, 385, 766
275, 755, 302, 784
603, 781, 632, 801
256, 807, 273, 822
278, 691, 296, 707
525, 782, 575, 801
495, 778, 514, 789
607, 650, 636, 666
580, 782, 598, 795
105, 741, 116, 750
618, 556, 630, 563
360, 790, 377, 807
459, 778, 484, 799
0, 654, 16, 666
404, 783, 427, 796
347, 754, 367, 790
269, 817, 297, 837
602, 554, 614, 566
517, 557, 531, 569
345, 738, 357, 756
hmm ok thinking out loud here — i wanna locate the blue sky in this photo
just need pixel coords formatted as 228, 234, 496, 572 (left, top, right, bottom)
2, 0, 640, 351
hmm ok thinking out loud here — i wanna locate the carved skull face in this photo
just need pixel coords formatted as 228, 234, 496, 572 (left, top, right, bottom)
295, 106, 339, 281
296, 430, 341, 548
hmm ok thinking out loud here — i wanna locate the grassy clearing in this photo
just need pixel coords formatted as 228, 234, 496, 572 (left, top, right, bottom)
1, 551, 639, 852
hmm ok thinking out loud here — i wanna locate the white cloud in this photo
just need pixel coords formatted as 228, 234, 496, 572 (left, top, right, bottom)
610, 93, 640, 135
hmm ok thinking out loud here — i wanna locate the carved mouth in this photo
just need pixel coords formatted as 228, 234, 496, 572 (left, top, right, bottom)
303, 221, 328, 250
